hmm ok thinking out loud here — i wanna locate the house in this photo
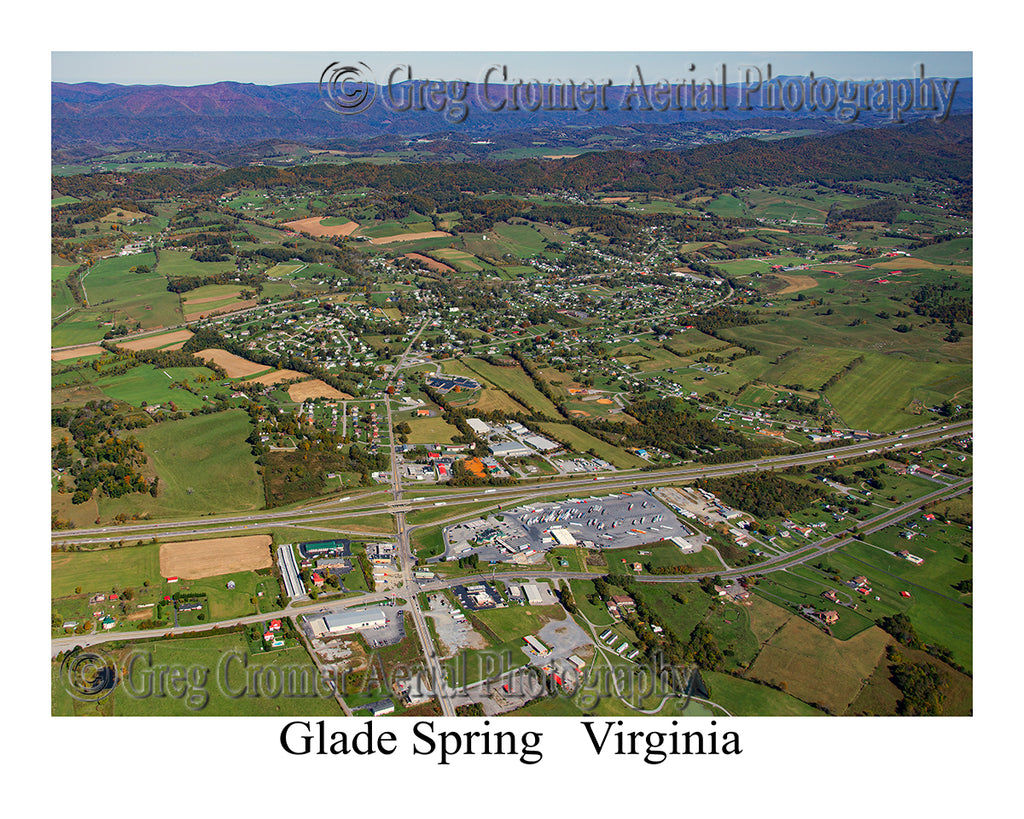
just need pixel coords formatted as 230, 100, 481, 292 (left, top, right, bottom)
610, 595, 635, 609
311, 572, 325, 588
819, 610, 839, 625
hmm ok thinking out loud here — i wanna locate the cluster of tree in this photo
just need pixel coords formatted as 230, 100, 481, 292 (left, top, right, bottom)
909, 282, 972, 325
695, 471, 825, 519
166, 269, 264, 294
52, 401, 158, 504
885, 645, 947, 715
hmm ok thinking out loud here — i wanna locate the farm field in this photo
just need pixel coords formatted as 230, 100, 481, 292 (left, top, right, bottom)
52, 632, 341, 716
96, 409, 262, 520
158, 535, 273, 578
94, 364, 216, 410
536, 422, 647, 469
52, 543, 162, 598
460, 358, 561, 417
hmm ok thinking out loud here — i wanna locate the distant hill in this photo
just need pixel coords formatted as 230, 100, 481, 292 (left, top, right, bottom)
52, 78, 973, 151
51, 115, 971, 201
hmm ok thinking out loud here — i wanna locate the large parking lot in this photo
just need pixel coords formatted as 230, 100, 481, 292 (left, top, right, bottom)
444, 491, 694, 561
364, 607, 405, 649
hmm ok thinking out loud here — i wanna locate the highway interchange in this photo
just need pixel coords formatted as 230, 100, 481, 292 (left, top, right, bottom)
51, 316, 973, 714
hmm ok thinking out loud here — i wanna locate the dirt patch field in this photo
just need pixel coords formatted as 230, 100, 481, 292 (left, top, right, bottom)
570, 409, 591, 417
192, 348, 268, 377
246, 368, 308, 385
368, 231, 451, 245
116, 329, 194, 351
184, 292, 242, 305
281, 216, 360, 237
595, 398, 613, 405
542, 154, 581, 159
159, 535, 272, 579
776, 274, 818, 294
287, 379, 354, 401
405, 253, 455, 273
600, 196, 631, 203
100, 209, 149, 223
52, 345, 106, 360
184, 299, 257, 322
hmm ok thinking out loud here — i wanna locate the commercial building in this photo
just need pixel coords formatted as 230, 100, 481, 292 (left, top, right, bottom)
524, 434, 560, 452
490, 440, 533, 458
307, 607, 387, 638
550, 527, 577, 547
523, 584, 543, 605
466, 418, 491, 435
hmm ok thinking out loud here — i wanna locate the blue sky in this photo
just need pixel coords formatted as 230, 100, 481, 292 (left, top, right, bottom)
52, 51, 972, 87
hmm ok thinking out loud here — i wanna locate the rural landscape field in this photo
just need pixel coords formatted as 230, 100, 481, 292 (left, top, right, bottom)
51, 54, 972, 723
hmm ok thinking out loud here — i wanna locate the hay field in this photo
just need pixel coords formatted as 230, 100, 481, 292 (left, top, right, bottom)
776, 274, 818, 294
368, 230, 450, 244
404, 253, 454, 273
192, 348, 268, 377
744, 617, 890, 714
159, 535, 272, 579
245, 368, 307, 385
288, 379, 353, 401
51, 345, 106, 361
116, 329, 194, 351
183, 299, 257, 321
282, 216, 359, 236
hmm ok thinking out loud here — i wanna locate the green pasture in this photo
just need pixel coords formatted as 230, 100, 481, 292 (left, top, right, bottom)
98, 409, 262, 520
52, 543, 162, 599
461, 358, 561, 417
94, 364, 216, 410
537, 422, 647, 468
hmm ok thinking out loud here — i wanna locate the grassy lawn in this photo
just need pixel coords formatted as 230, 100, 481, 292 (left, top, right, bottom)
405, 415, 461, 445
702, 670, 824, 716
471, 604, 567, 643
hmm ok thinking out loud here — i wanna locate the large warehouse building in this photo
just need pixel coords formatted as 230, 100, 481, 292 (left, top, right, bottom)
306, 607, 386, 638
490, 441, 533, 458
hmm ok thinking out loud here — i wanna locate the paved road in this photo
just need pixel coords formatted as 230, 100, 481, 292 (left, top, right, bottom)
51, 420, 971, 545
